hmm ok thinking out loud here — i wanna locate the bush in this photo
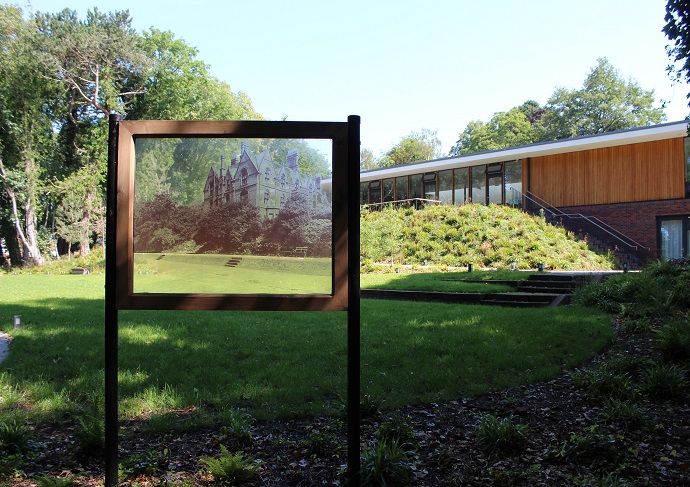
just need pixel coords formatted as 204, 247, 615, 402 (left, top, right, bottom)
360, 438, 412, 487
199, 445, 262, 485
475, 414, 529, 453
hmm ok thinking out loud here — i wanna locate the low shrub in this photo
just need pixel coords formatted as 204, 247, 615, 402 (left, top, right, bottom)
360, 438, 412, 487
199, 445, 262, 485
475, 414, 529, 453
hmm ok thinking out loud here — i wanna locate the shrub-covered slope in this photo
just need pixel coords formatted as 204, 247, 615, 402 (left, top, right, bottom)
360, 204, 616, 270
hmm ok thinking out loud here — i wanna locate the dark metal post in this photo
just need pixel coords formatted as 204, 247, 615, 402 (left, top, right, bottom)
346, 115, 361, 485
105, 113, 121, 487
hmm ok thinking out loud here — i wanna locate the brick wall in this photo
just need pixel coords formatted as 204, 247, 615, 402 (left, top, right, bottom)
560, 199, 690, 258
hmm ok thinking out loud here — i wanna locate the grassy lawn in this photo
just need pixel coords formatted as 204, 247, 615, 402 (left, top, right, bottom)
134, 253, 332, 294
361, 270, 528, 293
0, 274, 612, 427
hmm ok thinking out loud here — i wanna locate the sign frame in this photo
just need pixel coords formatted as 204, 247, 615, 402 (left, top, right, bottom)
105, 115, 361, 486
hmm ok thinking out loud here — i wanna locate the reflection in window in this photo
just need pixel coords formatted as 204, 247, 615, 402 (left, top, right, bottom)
423, 172, 437, 200
454, 168, 469, 205
369, 180, 381, 204
265, 167, 271, 182
383, 178, 394, 203
264, 190, 270, 203
504, 160, 522, 207
438, 170, 453, 204
395, 176, 408, 201
409, 174, 422, 208
470, 166, 485, 204
360, 182, 369, 205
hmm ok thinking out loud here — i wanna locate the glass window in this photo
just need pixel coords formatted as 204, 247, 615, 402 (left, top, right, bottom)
660, 218, 684, 259
470, 166, 485, 204
488, 174, 503, 205
395, 176, 408, 202
383, 178, 395, 203
454, 167, 469, 205
423, 172, 437, 200
360, 182, 369, 205
409, 174, 422, 208
504, 160, 522, 208
438, 170, 453, 204
369, 180, 381, 205
241, 168, 248, 186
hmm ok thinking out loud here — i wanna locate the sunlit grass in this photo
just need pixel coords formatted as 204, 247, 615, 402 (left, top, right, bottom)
0, 274, 613, 426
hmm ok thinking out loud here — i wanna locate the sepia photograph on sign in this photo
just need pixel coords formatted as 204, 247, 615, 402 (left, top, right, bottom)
132, 137, 334, 295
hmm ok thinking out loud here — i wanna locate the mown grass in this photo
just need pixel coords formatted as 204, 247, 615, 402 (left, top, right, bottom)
0, 275, 613, 427
134, 253, 332, 294
361, 270, 527, 293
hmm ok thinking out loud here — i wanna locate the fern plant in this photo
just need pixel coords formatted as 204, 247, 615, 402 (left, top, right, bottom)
200, 445, 261, 485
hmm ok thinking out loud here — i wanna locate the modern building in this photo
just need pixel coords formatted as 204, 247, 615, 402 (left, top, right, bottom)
203, 142, 329, 219
322, 120, 690, 266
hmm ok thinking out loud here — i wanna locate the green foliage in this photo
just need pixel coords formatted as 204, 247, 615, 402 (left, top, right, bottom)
133, 192, 332, 258
199, 445, 261, 485
119, 450, 167, 480
34, 474, 80, 487
360, 438, 413, 487
655, 316, 690, 362
554, 426, 624, 472
379, 128, 441, 167
360, 203, 614, 270
475, 414, 529, 453
377, 415, 417, 451
0, 419, 32, 455
73, 397, 105, 458
600, 398, 646, 430
664, 0, 690, 93
641, 364, 688, 400
302, 423, 345, 458
573, 258, 690, 317
220, 409, 255, 445
450, 103, 541, 155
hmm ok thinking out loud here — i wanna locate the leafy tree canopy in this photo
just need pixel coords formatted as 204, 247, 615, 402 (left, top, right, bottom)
449, 59, 667, 156
664, 0, 690, 110
379, 128, 442, 167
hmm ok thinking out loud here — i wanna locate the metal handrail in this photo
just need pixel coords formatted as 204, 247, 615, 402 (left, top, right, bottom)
509, 187, 650, 251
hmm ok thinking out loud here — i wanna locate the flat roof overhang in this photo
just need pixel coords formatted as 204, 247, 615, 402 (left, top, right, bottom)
321, 120, 689, 193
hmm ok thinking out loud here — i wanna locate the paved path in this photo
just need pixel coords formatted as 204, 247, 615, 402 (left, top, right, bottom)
0, 331, 10, 364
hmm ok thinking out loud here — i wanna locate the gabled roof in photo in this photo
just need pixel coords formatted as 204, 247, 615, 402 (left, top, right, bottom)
321, 120, 689, 192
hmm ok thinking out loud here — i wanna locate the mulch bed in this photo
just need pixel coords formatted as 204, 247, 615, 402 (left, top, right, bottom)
6, 316, 690, 486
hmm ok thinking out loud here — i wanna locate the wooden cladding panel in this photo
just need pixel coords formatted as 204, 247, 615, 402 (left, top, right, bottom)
528, 138, 685, 207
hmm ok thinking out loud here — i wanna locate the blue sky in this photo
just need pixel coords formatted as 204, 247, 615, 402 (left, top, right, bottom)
21, 0, 690, 155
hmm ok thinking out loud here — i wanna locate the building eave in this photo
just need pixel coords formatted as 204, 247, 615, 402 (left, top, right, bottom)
320, 120, 689, 193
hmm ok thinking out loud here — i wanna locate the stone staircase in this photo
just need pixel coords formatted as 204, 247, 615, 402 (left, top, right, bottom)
361, 272, 603, 308
225, 257, 243, 267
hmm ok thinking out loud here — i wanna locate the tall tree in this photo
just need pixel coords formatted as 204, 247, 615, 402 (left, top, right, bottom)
0, 5, 58, 266
540, 58, 666, 139
664, 0, 690, 110
380, 128, 442, 167
449, 102, 541, 156
450, 60, 667, 156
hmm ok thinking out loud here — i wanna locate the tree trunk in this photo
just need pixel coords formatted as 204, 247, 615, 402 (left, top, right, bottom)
79, 188, 93, 256
0, 156, 44, 266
